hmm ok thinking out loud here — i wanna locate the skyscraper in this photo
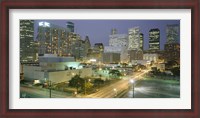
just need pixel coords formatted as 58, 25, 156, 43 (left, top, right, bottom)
20, 20, 38, 62
37, 21, 67, 56
149, 28, 160, 50
166, 24, 180, 43
139, 33, 144, 50
128, 27, 140, 50
66, 22, 74, 33
111, 28, 117, 35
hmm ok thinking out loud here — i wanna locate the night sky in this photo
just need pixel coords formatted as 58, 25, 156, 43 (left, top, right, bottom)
34, 20, 180, 50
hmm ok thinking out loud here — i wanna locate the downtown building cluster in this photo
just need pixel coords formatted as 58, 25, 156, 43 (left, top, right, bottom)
102, 25, 179, 66
20, 20, 180, 85
20, 20, 91, 63
20, 20, 180, 65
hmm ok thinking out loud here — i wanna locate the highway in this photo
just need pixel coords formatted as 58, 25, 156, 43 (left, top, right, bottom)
85, 70, 150, 98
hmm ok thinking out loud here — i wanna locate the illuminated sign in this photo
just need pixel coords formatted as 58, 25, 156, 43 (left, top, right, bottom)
39, 22, 50, 27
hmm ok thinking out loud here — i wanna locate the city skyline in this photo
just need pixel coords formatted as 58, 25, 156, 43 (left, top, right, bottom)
21, 20, 180, 99
34, 20, 180, 50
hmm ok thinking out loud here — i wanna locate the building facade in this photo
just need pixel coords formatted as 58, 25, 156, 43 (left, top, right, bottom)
166, 24, 180, 43
36, 21, 67, 56
66, 21, 74, 33
109, 34, 128, 47
128, 27, 140, 50
128, 50, 143, 62
103, 52, 120, 64
140, 33, 144, 50
164, 43, 180, 63
149, 28, 160, 50
20, 20, 38, 62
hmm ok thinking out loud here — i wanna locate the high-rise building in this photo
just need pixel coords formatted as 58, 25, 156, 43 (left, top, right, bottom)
111, 28, 117, 35
164, 43, 180, 63
128, 27, 140, 50
20, 20, 38, 62
139, 33, 144, 50
37, 21, 67, 56
109, 34, 128, 47
103, 52, 120, 64
94, 43, 104, 52
84, 36, 91, 56
128, 50, 143, 62
66, 22, 74, 33
166, 24, 180, 43
149, 28, 160, 50
66, 32, 81, 56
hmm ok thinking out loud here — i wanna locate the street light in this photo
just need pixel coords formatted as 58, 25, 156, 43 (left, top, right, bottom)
130, 79, 135, 98
113, 88, 117, 97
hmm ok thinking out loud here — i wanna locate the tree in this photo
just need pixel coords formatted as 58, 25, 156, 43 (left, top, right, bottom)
171, 67, 180, 76
68, 75, 84, 93
109, 69, 122, 79
94, 78, 104, 87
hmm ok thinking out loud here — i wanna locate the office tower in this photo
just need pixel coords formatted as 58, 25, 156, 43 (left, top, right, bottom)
164, 43, 180, 63
37, 21, 67, 56
109, 33, 128, 47
103, 52, 120, 64
84, 36, 91, 55
139, 33, 144, 50
66, 22, 74, 33
111, 28, 117, 35
20, 20, 38, 62
166, 24, 180, 43
128, 27, 140, 50
66, 32, 81, 56
149, 28, 160, 50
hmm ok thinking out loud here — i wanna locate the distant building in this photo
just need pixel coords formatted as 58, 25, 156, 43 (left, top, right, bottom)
103, 53, 120, 64
36, 21, 67, 56
87, 43, 104, 62
84, 36, 91, 58
128, 50, 143, 62
20, 20, 38, 62
111, 28, 117, 35
66, 21, 74, 33
166, 24, 180, 43
143, 53, 159, 62
104, 46, 122, 53
149, 28, 160, 50
164, 43, 180, 63
94, 43, 104, 52
139, 33, 144, 50
109, 34, 128, 47
66, 32, 81, 56
128, 27, 140, 50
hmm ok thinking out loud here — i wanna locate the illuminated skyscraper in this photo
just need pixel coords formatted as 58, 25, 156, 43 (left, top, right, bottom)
37, 21, 67, 56
128, 27, 140, 50
149, 28, 160, 50
20, 20, 38, 62
166, 24, 180, 43
139, 33, 144, 50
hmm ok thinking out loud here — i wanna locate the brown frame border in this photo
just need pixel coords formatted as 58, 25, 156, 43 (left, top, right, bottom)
0, 0, 199, 118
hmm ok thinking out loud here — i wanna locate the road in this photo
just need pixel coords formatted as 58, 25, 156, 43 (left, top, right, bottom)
20, 85, 73, 98
20, 69, 179, 98
123, 76, 180, 98
85, 70, 150, 98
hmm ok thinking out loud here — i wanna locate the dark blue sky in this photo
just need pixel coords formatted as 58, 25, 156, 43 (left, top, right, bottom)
34, 20, 180, 50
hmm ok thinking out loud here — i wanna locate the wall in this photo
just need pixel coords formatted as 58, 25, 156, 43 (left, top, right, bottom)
23, 65, 45, 81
